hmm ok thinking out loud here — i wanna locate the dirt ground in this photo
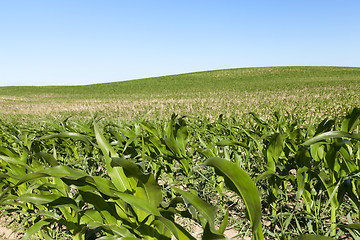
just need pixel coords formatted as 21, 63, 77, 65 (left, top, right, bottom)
0, 216, 22, 240
0, 226, 20, 240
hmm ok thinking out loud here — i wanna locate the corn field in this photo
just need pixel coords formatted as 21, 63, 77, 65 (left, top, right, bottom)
0, 107, 359, 239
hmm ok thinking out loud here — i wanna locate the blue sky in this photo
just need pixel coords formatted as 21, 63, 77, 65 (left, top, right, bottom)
1, 1, 359, 86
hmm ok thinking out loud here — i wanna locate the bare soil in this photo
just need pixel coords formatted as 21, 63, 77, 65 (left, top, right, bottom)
0, 216, 22, 240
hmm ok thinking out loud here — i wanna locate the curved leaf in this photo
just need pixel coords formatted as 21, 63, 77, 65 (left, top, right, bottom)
339, 223, 360, 230
87, 221, 136, 238
111, 158, 162, 207
157, 216, 196, 240
303, 131, 360, 145
297, 234, 334, 240
216, 139, 248, 149
22, 218, 53, 240
202, 222, 227, 240
15, 165, 87, 186
18, 193, 81, 211
116, 191, 161, 216
341, 107, 360, 132
35, 152, 59, 166
94, 122, 131, 191
39, 132, 92, 143
175, 187, 217, 232
205, 157, 263, 240
218, 210, 229, 234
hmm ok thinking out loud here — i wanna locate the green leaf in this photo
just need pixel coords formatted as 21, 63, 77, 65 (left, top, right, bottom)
202, 223, 227, 239
163, 115, 188, 158
315, 118, 335, 136
81, 210, 104, 224
0, 173, 9, 180
205, 157, 263, 240
88, 176, 119, 197
140, 122, 161, 140
175, 188, 217, 231
218, 209, 229, 234
35, 152, 59, 167
303, 131, 360, 145
310, 142, 325, 162
37, 209, 62, 221
0, 146, 18, 158
40, 132, 92, 143
255, 170, 276, 182
266, 133, 283, 171
164, 136, 182, 156
87, 221, 136, 238
216, 139, 248, 149
297, 234, 334, 240
341, 107, 360, 132
94, 122, 131, 191
250, 112, 267, 126
111, 157, 163, 223
296, 167, 309, 201
22, 218, 53, 240
0, 155, 33, 171
15, 165, 87, 186
79, 191, 120, 224
116, 191, 161, 216
157, 216, 197, 240
175, 116, 189, 155
111, 157, 162, 207
317, 171, 340, 209
111, 157, 143, 178
18, 193, 81, 211
339, 223, 360, 230
94, 122, 118, 157
98, 236, 139, 240
18, 193, 57, 204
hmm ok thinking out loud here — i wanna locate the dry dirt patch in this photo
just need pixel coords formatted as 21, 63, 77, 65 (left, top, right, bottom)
0, 216, 22, 240
0, 226, 19, 240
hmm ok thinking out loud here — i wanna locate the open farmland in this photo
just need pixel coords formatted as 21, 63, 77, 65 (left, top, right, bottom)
1, 66, 360, 239
1, 66, 360, 122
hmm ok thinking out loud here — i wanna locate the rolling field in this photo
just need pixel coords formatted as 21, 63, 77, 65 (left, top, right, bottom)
1, 66, 360, 122
1, 66, 360, 239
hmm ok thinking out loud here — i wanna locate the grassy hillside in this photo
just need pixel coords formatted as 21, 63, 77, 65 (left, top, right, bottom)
1, 66, 360, 121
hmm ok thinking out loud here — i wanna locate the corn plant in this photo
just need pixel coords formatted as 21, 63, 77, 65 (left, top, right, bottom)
1, 108, 360, 239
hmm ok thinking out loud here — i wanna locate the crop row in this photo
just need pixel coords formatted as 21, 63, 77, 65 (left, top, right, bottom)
0, 108, 360, 239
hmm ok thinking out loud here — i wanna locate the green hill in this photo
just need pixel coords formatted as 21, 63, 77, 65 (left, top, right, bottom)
1, 66, 360, 121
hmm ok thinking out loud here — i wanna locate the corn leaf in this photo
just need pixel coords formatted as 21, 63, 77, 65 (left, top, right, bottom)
297, 234, 334, 240
303, 131, 360, 145
94, 121, 131, 191
22, 218, 53, 240
175, 187, 217, 232
205, 157, 263, 240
